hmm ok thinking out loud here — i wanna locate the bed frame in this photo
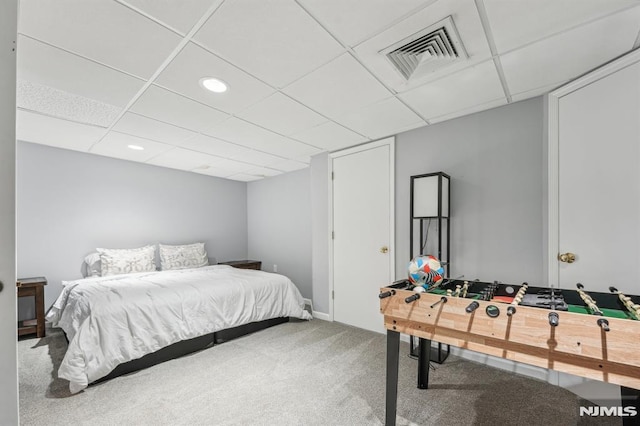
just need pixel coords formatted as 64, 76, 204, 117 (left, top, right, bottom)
92, 317, 289, 384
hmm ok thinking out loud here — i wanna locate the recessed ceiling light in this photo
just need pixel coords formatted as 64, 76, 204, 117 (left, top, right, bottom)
199, 77, 228, 93
127, 144, 145, 151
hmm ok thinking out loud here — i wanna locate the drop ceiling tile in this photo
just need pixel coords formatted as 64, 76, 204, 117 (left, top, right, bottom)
17, 80, 120, 127
353, 0, 492, 93
484, 0, 639, 54
336, 97, 425, 139
296, 156, 312, 164
156, 42, 275, 114
131, 85, 229, 133
243, 166, 283, 178
298, 0, 437, 47
225, 149, 284, 167
194, 167, 235, 178
500, 8, 640, 96
283, 53, 391, 120
236, 92, 326, 136
398, 60, 505, 120
177, 134, 284, 166
229, 148, 282, 166
204, 118, 322, 158
146, 147, 224, 171
226, 173, 262, 182
428, 98, 507, 124
194, 0, 344, 88
118, 0, 220, 35
291, 121, 367, 151
194, 157, 254, 178
177, 134, 250, 158
16, 110, 104, 151
510, 82, 564, 103
207, 158, 253, 173
19, 0, 182, 78
266, 158, 309, 172
113, 112, 197, 145
17, 36, 144, 107
91, 131, 172, 162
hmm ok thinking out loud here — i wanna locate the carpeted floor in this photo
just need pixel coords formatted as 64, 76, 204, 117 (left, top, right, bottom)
18, 319, 620, 425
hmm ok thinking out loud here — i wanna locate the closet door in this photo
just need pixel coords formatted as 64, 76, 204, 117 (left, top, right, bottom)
548, 50, 640, 402
331, 138, 394, 333
555, 58, 640, 294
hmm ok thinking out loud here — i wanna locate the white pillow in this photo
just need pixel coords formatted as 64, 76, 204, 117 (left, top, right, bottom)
97, 245, 157, 277
84, 252, 102, 277
159, 243, 208, 271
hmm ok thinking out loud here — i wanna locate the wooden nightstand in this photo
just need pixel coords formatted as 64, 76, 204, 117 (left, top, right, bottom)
17, 277, 47, 338
219, 260, 262, 270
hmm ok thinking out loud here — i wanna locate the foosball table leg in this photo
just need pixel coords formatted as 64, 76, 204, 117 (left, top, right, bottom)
386, 330, 400, 426
417, 337, 431, 389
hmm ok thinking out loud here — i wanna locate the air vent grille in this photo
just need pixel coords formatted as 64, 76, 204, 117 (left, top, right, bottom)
381, 16, 467, 81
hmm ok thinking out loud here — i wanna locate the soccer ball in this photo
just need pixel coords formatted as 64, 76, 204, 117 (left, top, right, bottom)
408, 255, 444, 287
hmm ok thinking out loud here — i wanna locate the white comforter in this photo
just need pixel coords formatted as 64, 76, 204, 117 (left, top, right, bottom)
46, 265, 312, 393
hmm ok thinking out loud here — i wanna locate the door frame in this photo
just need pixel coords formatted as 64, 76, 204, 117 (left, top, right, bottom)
0, 0, 18, 423
328, 137, 395, 322
546, 49, 640, 288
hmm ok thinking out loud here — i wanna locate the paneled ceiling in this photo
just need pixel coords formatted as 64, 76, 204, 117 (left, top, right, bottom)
16, 0, 640, 181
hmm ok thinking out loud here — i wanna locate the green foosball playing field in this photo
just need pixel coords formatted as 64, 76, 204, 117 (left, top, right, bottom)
424, 281, 639, 320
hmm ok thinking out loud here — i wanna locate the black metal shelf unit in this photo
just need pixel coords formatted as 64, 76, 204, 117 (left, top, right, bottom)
409, 171, 451, 365
410, 171, 450, 274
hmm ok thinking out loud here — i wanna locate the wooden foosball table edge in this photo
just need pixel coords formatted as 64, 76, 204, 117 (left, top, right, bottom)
381, 288, 640, 391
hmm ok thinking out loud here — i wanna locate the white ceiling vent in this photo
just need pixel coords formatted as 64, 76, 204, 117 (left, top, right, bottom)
381, 16, 467, 81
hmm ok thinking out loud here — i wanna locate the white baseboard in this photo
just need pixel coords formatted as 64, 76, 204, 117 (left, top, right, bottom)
311, 311, 331, 321
441, 345, 618, 405
304, 299, 331, 321
448, 346, 552, 382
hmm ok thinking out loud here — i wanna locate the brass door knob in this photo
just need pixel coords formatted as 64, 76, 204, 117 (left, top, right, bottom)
380, 246, 389, 254
558, 252, 576, 263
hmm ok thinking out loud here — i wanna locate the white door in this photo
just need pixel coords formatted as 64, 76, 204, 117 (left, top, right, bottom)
331, 138, 394, 333
0, 0, 19, 424
553, 55, 640, 294
549, 50, 640, 403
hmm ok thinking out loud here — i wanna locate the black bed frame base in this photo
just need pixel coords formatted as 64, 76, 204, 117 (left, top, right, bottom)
94, 317, 289, 384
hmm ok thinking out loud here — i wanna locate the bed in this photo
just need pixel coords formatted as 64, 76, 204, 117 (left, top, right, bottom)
46, 264, 312, 393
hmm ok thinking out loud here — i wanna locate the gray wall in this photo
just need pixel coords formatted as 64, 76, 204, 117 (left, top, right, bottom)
309, 97, 545, 315
17, 142, 248, 318
396, 97, 544, 284
247, 168, 312, 299
310, 153, 329, 313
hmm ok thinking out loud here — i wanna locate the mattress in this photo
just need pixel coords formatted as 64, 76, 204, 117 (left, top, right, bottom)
46, 265, 312, 393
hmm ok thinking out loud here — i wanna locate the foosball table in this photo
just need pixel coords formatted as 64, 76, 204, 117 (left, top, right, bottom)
379, 278, 640, 425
